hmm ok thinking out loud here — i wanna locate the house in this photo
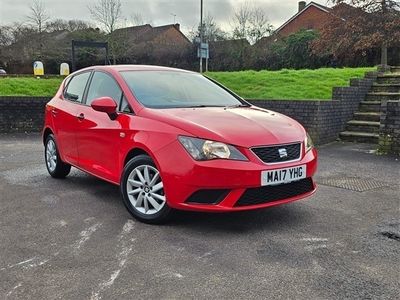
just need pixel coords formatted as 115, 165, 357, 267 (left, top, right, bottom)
275, 1, 333, 37
113, 23, 191, 55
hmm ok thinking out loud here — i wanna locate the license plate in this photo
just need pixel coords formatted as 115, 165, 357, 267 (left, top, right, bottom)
261, 165, 306, 186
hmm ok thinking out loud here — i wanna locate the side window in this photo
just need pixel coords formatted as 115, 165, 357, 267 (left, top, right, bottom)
64, 72, 91, 103
86, 72, 122, 106
119, 96, 133, 114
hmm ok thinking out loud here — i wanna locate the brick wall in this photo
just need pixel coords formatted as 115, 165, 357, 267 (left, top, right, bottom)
380, 100, 400, 155
0, 97, 50, 133
248, 71, 378, 145
0, 71, 378, 145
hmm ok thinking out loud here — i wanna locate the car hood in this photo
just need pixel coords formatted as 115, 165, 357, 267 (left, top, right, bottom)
141, 106, 306, 148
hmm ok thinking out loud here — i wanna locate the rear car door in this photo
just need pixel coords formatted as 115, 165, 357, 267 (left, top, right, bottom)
75, 71, 133, 183
53, 71, 91, 165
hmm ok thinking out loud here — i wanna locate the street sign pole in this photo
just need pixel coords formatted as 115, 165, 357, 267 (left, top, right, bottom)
200, 0, 203, 73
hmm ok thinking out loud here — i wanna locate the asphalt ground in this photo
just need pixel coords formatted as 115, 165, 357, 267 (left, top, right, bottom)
0, 134, 399, 299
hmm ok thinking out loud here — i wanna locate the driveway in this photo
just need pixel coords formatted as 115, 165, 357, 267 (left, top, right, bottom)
0, 134, 399, 299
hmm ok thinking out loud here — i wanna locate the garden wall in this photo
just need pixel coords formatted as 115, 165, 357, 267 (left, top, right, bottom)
0, 71, 385, 146
380, 100, 400, 154
0, 96, 49, 133
248, 71, 378, 144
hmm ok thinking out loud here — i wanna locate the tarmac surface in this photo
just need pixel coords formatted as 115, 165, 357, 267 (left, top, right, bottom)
0, 134, 399, 299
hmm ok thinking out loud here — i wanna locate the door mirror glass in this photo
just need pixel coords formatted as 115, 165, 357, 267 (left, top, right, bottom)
91, 97, 118, 120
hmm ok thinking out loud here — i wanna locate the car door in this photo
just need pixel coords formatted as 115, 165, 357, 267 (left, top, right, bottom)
75, 71, 132, 183
53, 71, 92, 165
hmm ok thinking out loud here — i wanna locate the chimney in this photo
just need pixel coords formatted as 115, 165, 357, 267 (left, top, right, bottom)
298, 1, 306, 12
173, 23, 180, 31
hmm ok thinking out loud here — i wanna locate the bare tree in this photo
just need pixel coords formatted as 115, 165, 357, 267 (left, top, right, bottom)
232, 3, 252, 40
189, 14, 227, 42
46, 19, 92, 32
88, 0, 123, 64
248, 10, 274, 44
7, 22, 36, 44
0, 22, 38, 62
45, 19, 68, 32
27, 0, 50, 34
0, 26, 13, 46
26, 0, 49, 59
88, 0, 122, 34
231, 1, 273, 44
67, 20, 92, 31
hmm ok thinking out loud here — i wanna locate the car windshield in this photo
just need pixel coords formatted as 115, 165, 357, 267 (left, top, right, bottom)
120, 70, 246, 108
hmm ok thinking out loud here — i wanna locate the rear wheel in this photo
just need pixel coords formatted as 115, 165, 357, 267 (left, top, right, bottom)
121, 155, 173, 224
45, 134, 71, 178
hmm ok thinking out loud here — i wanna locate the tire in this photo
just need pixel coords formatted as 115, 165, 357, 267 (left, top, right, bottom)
121, 155, 173, 224
45, 134, 71, 179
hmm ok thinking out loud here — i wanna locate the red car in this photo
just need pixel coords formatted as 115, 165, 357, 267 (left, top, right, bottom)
43, 65, 317, 223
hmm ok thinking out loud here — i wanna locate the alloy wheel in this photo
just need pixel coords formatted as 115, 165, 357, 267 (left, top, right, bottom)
126, 165, 166, 215
46, 139, 57, 172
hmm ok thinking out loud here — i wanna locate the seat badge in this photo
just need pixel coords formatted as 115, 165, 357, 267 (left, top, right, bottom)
278, 148, 288, 158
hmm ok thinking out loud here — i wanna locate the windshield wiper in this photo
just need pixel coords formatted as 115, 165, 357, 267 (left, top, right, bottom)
225, 104, 251, 108
185, 105, 226, 108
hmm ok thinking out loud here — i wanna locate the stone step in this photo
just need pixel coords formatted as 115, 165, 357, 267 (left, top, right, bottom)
365, 92, 400, 101
339, 131, 379, 144
377, 74, 400, 84
390, 66, 400, 73
371, 84, 400, 93
354, 112, 381, 122
359, 101, 381, 112
346, 120, 380, 133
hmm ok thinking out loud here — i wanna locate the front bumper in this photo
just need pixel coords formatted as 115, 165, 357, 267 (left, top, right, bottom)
154, 140, 318, 212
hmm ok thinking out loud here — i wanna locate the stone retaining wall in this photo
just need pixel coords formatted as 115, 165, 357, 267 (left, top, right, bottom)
0, 71, 382, 146
380, 100, 400, 155
0, 96, 49, 133
248, 71, 378, 144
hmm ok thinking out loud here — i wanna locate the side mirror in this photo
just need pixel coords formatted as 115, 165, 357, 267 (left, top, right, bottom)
91, 97, 118, 120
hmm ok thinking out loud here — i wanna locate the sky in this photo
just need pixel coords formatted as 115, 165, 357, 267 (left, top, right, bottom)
0, 0, 330, 34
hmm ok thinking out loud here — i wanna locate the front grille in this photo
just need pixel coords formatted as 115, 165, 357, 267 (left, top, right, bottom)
252, 143, 301, 163
186, 189, 230, 204
235, 178, 314, 207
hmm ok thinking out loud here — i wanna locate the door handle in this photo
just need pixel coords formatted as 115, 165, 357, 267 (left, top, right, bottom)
77, 113, 85, 120
51, 109, 58, 116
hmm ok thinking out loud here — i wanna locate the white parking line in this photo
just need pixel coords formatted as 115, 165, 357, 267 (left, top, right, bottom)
73, 222, 102, 252
90, 220, 135, 300
6, 283, 22, 298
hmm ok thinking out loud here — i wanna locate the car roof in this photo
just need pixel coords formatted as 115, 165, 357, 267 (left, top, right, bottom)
78, 64, 196, 74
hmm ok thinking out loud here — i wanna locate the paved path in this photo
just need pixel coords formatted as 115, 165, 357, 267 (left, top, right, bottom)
0, 134, 399, 299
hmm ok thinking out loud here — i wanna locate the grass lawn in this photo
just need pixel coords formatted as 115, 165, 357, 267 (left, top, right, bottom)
0, 77, 64, 97
0, 67, 374, 99
206, 67, 375, 100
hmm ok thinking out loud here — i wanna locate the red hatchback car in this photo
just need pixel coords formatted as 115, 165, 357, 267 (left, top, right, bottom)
43, 65, 317, 223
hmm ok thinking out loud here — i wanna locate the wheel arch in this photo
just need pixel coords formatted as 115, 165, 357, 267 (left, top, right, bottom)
122, 145, 163, 176
123, 147, 150, 166
43, 127, 54, 145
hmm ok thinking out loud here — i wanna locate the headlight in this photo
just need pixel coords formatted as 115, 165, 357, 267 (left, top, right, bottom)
178, 136, 248, 161
305, 132, 314, 152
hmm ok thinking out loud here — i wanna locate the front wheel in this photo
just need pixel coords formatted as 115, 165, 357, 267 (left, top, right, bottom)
121, 155, 173, 224
45, 134, 71, 178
